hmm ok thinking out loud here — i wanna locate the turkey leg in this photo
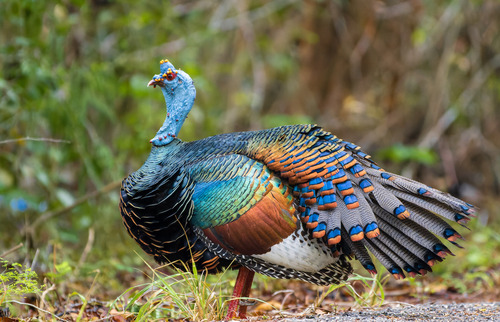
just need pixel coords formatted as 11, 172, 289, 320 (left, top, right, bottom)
225, 266, 255, 319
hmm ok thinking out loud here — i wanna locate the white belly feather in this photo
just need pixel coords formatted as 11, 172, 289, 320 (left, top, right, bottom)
252, 223, 336, 272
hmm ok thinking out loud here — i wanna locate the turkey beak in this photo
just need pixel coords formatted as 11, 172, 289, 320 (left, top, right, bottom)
148, 75, 166, 88
147, 79, 161, 88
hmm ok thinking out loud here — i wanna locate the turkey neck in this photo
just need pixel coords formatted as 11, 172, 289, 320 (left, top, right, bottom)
151, 79, 196, 146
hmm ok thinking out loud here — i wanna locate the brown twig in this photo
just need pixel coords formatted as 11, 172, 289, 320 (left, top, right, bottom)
0, 137, 71, 145
7, 300, 65, 321
0, 243, 24, 258
38, 283, 56, 313
75, 227, 95, 275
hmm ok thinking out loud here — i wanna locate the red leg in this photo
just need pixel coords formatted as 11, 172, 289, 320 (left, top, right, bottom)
237, 267, 255, 318
225, 266, 255, 319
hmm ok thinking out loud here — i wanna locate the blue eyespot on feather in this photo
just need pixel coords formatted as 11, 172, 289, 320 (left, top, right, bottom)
381, 172, 392, 180
418, 188, 428, 195
337, 180, 353, 192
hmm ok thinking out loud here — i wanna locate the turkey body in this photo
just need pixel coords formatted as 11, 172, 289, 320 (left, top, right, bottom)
120, 124, 473, 285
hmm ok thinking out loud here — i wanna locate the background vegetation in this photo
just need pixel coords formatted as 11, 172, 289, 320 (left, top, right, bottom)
1, 0, 499, 319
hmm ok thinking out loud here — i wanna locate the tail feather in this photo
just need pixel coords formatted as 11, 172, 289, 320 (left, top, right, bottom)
340, 229, 376, 274
364, 166, 474, 217
389, 172, 475, 216
335, 141, 474, 278
369, 181, 410, 219
326, 208, 342, 246
354, 186, 380, 239
371, 204, 452, 259
338, 201, 364, 241
312, 206, 330, 239
376, 217, 438, 269
361, 238, 405, 279
366, 236, 417, 278
404, 203, 463, 242
387, 187, 472, 224
370, 232, 430, 277
325, 142, 473, 278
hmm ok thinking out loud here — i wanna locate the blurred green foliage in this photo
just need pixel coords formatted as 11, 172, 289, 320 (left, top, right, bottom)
0, 0, 499, 316
376, 144, 437, 165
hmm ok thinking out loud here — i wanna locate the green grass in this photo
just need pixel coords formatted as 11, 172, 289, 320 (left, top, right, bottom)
314, 273, 388, 312
112, 258, 235, 321
111, 257, 390, 321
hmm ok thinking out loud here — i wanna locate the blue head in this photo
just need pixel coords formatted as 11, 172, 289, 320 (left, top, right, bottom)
148, 59, 196, 146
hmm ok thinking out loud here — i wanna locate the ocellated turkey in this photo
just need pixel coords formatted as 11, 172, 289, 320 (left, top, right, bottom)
120, 60, 475, 319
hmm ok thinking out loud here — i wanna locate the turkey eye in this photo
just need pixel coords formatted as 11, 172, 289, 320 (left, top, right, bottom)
164, 68, 178, 81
